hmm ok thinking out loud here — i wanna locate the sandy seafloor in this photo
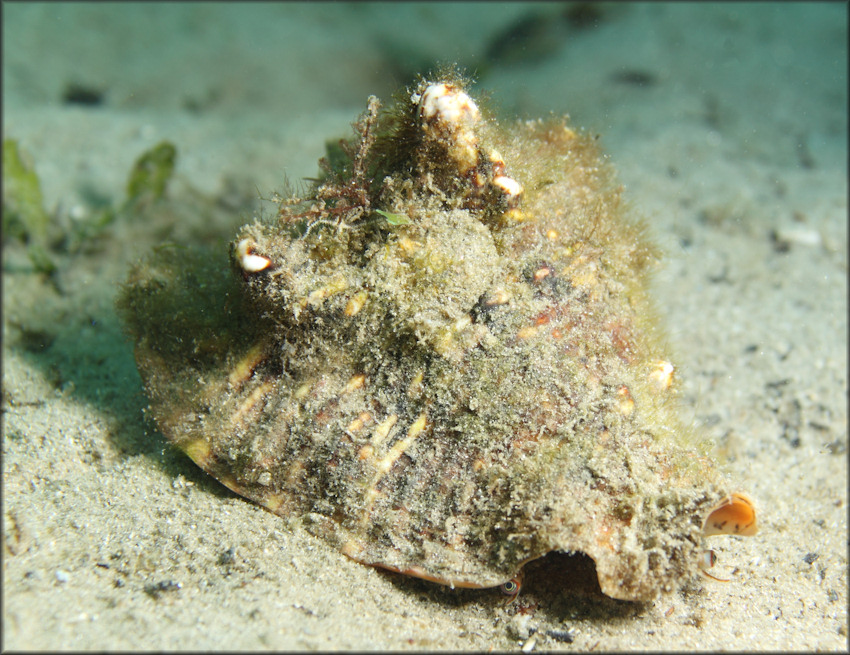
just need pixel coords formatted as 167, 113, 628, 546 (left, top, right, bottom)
2, 2, 847, 651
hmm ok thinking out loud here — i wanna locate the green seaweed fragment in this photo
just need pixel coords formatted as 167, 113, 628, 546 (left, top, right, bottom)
125, 141, 177, 209
374, 208, 411, 226
2, 138, 56, 274
87, 140, 178, 232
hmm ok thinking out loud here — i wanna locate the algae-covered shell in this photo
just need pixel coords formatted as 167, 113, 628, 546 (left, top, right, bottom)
118, 76, 755, 601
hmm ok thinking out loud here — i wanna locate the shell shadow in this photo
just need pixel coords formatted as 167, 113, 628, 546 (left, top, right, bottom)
4, 171, 247, 470
6, 284, 159, 457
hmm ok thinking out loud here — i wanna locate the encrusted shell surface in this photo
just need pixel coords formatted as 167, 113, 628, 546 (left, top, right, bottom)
119, 77, 753, 601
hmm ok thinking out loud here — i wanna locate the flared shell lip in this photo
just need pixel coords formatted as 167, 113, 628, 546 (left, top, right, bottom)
351, 553, 543, 591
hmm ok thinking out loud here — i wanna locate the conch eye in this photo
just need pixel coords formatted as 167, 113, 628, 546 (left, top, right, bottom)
700, 549, 730, 583
500, 580, 518, 594
500, 575, 522, 596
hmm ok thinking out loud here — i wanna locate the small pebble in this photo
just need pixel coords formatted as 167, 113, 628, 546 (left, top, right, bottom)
55, 570, 70, 584
772, 226, 822, 251
218, 547, 236, 566
509, 613, 533, 640
521, 634, 537, 653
